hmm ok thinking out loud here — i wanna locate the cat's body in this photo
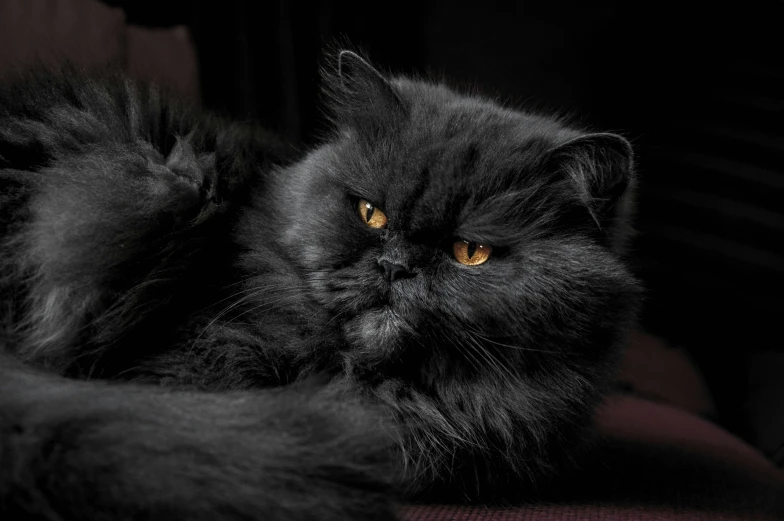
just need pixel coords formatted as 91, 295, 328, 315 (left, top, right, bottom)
0, 52, 641, 520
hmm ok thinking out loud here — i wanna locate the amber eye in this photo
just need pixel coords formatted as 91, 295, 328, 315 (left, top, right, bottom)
453, 240, 492, 266
357, 199, 388, 229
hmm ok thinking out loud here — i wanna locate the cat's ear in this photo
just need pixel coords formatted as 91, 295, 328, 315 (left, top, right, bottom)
327, 50, 406, 137
547, 133, 635, 232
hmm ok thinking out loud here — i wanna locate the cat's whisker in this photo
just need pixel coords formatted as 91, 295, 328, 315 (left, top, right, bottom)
462, 331, 519, 383
442, 330, 484, 377
187, 287, 303, 353
218, 275, 262, 290
323, 307, 349, 329
464, 326, 565, 355
213, 292, 304, 331
195, 284, 270, 313
464, 338, 511, 381
189, 290, 265, 346
441, 325, 488, 372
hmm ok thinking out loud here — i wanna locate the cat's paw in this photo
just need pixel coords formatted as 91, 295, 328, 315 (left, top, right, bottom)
159, 136, 220, 207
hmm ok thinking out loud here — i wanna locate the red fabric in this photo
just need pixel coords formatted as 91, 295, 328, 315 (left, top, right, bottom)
404, 504, 765, 521
403, 397, 784, 520
596, 396, 778, 478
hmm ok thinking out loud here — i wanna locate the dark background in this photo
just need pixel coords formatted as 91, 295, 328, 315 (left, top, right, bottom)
102, 0, 784, 459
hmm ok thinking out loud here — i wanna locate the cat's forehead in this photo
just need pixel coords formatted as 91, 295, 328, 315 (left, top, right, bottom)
356, 82, 575, 236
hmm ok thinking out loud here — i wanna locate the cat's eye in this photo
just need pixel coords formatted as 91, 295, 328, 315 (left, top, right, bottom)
453, 240, 492, 266
357, 199, 388, 229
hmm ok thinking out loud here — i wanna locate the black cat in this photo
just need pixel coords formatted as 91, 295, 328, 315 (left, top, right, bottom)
0, 51, 641, 520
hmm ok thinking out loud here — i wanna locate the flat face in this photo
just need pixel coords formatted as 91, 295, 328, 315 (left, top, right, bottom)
265, 78, 638, 379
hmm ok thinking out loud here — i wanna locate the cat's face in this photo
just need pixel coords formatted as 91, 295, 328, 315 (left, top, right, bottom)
272, 53, 640, 382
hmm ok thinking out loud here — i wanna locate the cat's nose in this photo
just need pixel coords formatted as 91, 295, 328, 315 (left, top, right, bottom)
378, 259, 414, 282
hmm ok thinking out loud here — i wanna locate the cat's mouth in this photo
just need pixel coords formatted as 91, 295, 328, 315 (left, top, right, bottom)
338, 279, 397, 315
373, 303, 403, 320
355, 297, 404, 328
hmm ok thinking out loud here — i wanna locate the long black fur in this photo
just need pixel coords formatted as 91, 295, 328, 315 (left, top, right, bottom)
0, 51, 641, 519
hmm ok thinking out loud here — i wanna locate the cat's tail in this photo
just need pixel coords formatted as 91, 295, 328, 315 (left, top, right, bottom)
0, 355, 399, 521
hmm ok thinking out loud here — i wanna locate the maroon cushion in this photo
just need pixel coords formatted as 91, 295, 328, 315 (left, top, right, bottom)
404, 504, 771, 521
403, 396, 784, 520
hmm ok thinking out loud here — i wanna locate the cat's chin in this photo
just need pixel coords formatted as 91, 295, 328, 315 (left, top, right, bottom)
343, 305, 415, 362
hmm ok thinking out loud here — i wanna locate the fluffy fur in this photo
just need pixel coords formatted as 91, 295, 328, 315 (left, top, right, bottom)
0, 52, 641, 519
